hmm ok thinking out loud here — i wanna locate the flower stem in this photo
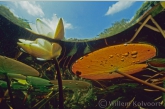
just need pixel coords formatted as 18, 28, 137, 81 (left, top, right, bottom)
53, 58, 64, 109
115, 70, 165, 93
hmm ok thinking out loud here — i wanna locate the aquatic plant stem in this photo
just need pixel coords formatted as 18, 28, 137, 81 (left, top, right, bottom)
32, 91, 57, 109
53, 58, 64, 109
115, 70, 165, 93
150, 15, 165, 38
4, 73, 15, 109
129, 14, 165, 43
127, 15, 151, 43
38, 92, 59, 109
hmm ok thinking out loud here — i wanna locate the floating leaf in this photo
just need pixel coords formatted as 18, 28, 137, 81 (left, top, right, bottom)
72, 43, 156, 80
83, 64, 148, 80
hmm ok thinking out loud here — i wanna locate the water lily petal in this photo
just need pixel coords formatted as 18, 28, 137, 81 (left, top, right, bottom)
47, 32, 54, 38
17, 42, 32, 54
17, 42, 48, 58
30, 43, 48, 57
52, 43, 62, 58
54, 18, 64, 40
36, 18, 54, 38
29, 23, 38, 33
29, 43, 58, 60
26, 17, 65, 40
35, 38, 52, 51
18, 38, 61, 60
19, 39, 35, 44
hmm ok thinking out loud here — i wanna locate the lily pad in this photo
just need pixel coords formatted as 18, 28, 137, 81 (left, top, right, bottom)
147, 58, 165, 71
72, 43, 156, 79
84, 64, 148, 80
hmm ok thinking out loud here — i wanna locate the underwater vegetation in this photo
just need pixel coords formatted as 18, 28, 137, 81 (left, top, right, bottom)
1, 1, 165, 109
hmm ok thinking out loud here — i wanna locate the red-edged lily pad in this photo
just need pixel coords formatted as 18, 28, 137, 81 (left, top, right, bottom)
147, 58, 165, 68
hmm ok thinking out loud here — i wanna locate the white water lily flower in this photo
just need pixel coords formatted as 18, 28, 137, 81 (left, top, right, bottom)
17, 38, 62, 60
27, 17, 64, 40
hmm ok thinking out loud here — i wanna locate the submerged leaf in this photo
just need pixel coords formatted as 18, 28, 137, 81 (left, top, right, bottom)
51, 80, 91, 91
67, 43, 78, 57
0, 80, 7, 88
83, 42, 93, 55
0, 55, 39, 76
26, 76, 53, 88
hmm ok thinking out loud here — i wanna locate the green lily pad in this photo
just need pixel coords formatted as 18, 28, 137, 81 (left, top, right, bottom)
51, 80, 91, 91
11, 82, 29, 90
0, 80, 7, 88
0, 55, 39, 76
0, 73, 26, 80
26, 76, 53, 88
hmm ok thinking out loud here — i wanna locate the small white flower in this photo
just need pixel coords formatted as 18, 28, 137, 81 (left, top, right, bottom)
27, 16, 64, 40
18, 16, 65, 60
17, 38, 62, 60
